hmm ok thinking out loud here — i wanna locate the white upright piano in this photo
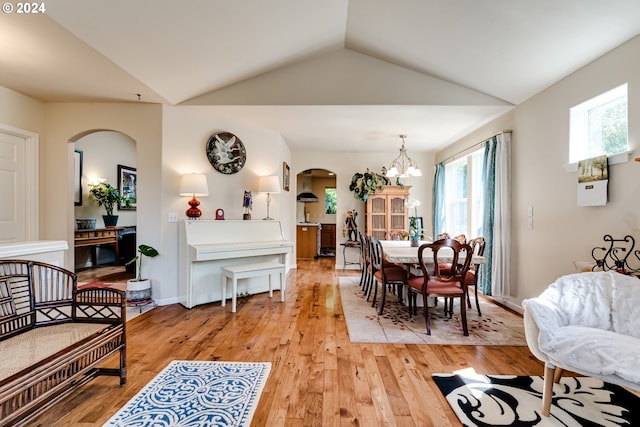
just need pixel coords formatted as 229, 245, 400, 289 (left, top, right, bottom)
179, 220, 293, 309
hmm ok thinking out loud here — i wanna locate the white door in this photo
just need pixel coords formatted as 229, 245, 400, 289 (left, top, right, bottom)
0, 130, 27, 243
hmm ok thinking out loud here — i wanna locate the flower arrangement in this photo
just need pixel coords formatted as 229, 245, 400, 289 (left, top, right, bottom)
406, 198, 422, 243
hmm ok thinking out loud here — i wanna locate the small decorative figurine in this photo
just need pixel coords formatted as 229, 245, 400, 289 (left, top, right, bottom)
242, 190, 252, 220
345, 210, 358, 242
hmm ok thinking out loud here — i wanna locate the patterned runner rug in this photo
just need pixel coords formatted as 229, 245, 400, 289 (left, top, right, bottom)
339, 276, 526, 345
103, 360, 271, 427
433, 373, 640, 426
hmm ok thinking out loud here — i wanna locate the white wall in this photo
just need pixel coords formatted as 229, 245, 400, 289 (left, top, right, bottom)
438, 34, 640, 307
0, 86, 44, 132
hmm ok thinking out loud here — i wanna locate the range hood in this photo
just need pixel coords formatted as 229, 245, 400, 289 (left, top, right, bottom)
296, 171, 319, 203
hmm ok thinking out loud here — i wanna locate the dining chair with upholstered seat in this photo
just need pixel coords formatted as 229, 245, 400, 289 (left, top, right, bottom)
359, 233, 374, 295
435, 232, 450, 240
386, 229, 407, 241
369, 237, 407, 315
465, 236, 486, 315
436, 234, 465, 274
453, 234, 467, 244
407, 239, 474, 335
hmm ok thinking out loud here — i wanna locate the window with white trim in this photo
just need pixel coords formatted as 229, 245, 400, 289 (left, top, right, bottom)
443, 149, 484, 239
569, 84, 628, 163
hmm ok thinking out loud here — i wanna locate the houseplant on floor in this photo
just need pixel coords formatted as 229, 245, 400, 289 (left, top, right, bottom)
88, 182, 126, 228
125, 244, 159, 301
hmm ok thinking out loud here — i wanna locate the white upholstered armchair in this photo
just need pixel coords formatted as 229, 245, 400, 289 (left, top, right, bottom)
522, 271, 640, 416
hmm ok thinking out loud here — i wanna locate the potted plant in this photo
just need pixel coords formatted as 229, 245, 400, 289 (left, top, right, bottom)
349, 168, 390, 202
125, 244, 159, 301
88, 182, 126, 228
406, 198, 422, 247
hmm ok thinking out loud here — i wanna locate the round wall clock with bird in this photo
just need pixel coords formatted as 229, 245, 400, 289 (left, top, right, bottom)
206, 131, 247, 174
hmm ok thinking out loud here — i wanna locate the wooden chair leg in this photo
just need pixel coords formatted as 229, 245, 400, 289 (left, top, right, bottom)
423, 293, 431, 335
553, 368, 564, 383
378, 281, 388, 315
371, 279, 378, 307
460, 295, 468, 336
364, 269, 373, 300
542, 363, 555, 416
474, 285, 481, 316
407, 289, 414, 318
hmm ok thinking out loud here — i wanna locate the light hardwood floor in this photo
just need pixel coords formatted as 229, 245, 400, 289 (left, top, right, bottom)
28, 258, 543, 427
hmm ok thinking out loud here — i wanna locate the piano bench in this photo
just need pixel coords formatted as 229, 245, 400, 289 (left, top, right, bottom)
221, 261, 286, 312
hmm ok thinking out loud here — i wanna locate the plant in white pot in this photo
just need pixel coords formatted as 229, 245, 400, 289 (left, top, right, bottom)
125, 244, 159, 301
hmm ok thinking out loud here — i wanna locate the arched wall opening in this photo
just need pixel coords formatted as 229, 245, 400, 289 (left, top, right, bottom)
70, 129, 137, 271
295, 168, 337, 260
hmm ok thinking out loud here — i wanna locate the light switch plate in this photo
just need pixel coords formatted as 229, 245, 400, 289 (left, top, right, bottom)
168, 212, 178, 223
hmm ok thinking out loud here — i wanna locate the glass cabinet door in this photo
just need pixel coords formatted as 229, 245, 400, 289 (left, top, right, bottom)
369, 196, 387, 240
388, 196, 407, 231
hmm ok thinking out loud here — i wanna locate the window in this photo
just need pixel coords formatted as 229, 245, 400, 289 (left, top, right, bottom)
325, 188, 336, 214
443, 149, 484, 238
569, 84, 628, 163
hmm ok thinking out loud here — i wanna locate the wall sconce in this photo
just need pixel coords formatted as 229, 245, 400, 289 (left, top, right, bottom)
258, 175, 280, 220
179, 173, 209, 219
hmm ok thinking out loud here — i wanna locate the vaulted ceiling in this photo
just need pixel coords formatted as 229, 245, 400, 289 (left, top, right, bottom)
2, 0, 640, 152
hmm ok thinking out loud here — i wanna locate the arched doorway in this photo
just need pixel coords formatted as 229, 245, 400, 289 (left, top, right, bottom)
72, 130, 137, 272
295, 168, 337, 260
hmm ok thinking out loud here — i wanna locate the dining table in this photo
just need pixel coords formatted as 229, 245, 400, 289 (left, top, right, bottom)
381, 240, 487, 266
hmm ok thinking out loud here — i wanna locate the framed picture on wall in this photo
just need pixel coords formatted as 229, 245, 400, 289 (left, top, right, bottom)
118, 164, 137, 210
74, 149, 83, 206
283, 161, 290, 191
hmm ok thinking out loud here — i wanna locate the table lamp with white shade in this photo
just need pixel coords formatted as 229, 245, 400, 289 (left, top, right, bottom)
179, 173, 209, 219
258, 175, 280, 220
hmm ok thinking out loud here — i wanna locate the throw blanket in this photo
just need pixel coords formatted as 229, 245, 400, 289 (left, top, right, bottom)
523, 271, 640, 385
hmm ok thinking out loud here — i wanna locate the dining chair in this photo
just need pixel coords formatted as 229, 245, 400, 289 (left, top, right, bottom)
465, 236, 486, 315
437, 234, 465, 273
358, 232, 373, 294
453, 234, 467, 244
369, 237, 407, 315
407, 239, 474, 335
386, 229, 407, 241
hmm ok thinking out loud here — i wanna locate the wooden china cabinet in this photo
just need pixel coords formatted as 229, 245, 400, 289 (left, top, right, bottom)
365, 185, 411, 240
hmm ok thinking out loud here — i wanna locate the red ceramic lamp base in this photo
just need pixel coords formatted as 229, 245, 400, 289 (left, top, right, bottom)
186, 197, 202, 219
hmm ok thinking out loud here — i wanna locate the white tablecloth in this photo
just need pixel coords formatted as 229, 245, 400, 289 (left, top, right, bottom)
381, 240, 486, 265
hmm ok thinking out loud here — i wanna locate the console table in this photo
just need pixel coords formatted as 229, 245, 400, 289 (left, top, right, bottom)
75, 227, 122, 266
340, 241, 361, 271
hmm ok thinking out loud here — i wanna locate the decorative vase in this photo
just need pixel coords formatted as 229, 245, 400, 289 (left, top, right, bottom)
126, 278, 151, 302
411, 236, 419, 247
103, 215, 119, 228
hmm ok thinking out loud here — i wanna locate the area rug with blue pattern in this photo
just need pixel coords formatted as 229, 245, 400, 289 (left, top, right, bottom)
433, 372, 640, 426
103, 360, 271, 427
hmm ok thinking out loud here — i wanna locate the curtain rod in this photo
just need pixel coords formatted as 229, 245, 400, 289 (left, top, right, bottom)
442, 129, 512, 164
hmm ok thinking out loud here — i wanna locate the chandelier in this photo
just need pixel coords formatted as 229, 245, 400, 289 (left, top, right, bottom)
386, 134, 422, 178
